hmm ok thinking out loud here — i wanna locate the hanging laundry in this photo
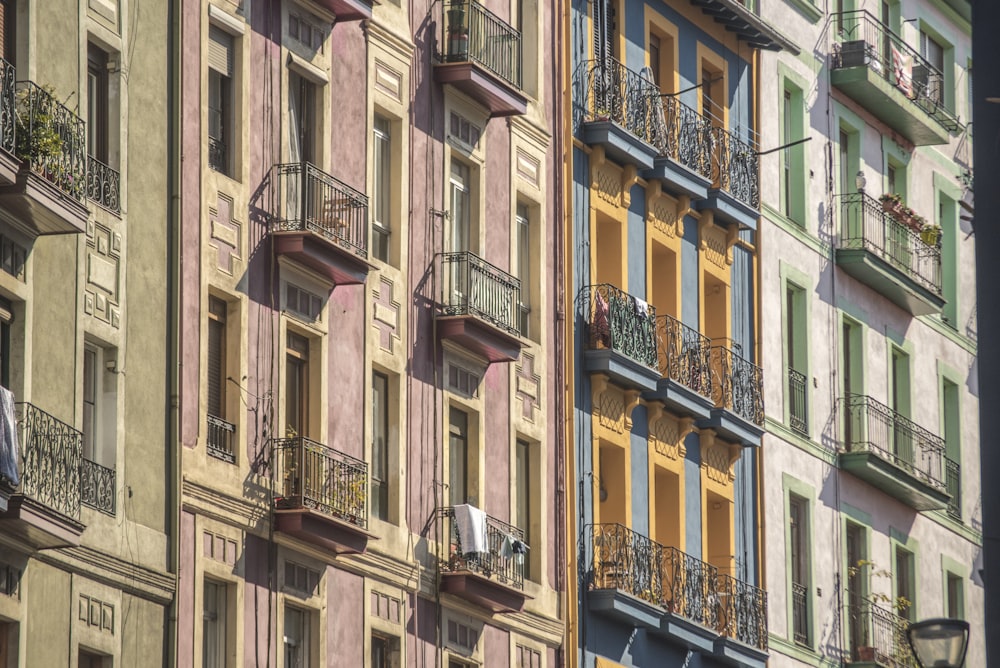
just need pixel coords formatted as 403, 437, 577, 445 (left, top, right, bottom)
452, 504, 488, 554
0, 386, 19, 487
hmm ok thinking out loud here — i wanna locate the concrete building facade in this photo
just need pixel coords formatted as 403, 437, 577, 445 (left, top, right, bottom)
175, 0, 564, 666
0, 0, 175, 665
757, 0, 984, 666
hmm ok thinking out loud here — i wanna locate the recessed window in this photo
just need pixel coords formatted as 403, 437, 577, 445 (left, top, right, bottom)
449, 112, 481, 149
371, 634, 401, 668
516, 204, 531, 338
789, 494, 810, 646
87, 44, 109, 164
288, 72, 318, 164
372, 115, 392, 263
284, 561, 320, 597
203, 580, 229, 668
289, 13, 325, 52
285, 283, 323, 323
285, 332, 310, 438
283, 606, 311, 668
448, 408, 469, 506
371, 371, 390, 521
208, 27, 234, 175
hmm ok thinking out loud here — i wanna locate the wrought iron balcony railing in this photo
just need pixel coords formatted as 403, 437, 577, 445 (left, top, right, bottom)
583, 284, 658, 372
0, 59, 14, 157
206, 415, 236, 464
832, 10, 961, 132
848, 601, 915, 667
14, 402, 82, 521
712, 125, 760, 209
440, 505, 525, 590
653, 95, 714, 180
945, 456, 961, 519
841, 393, 946, 492
587, 523, 663, 605
837, 192, 942, 296
580, 59, 660, 146
439, 251, 521, 336
710, 344, 764, 426
791, 581, 809, 645
440, 1, 522, 88
14, 81, 86, 201
80, 457, 115, 516
86, 155, 120, 213
717, 573, 768, 651
271, 162, 369, 260
271, 436, 368, 530
788, 368, 808, 436
661, 543, 719, 628
655, 314, 712, 397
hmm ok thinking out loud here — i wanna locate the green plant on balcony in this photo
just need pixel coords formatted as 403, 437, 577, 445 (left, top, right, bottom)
847, 559, 913, 662
879, 192, 933, 238
13, 84, 75, 194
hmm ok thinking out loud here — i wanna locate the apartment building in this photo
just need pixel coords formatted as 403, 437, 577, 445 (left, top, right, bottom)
565, 1, 794, 666
757, 0, 984, 665
0, 0, 175, 665
175, 0, 563, 666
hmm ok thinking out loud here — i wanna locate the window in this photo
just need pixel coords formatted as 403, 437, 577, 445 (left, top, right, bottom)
516, 645, 541, 668
82, 344, 117, 468
789, 494, 810, 646
288, 72, 317, 164
0, 621, 17, 668
0, 0, 15, 65
285, 283, 324, 323
701, 62, 724, 126
371, 371, 389, 521
284, 561, 320, 597
372, 116, 392, 263
83, 346, 98, 460
939, 192, 959, 329
449, 161, 471, 254
786, 284, 807, 436
781, 83, 806, 224
87, 44, 109, 164
845, 522, 867, 656
895, 546, 915, 621
284, 606, 311, 668
920, 30, 945, 104
208, 27, 234, 175
289, 13, 325, 52
515, 438, 532, 580
371, 634, 400, 668
946, 572, 964, 619
203, 580, 229, 668
648, 34, 661, 87
516, 204, 531, 337
942, 378, 961, 518
448, 407, 469, 505
78, 649, 111, 668
286, 332, 310, 438
207, 297, 235, 462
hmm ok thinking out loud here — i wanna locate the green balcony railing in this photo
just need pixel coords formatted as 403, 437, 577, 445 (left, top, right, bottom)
583, 284, 658, 372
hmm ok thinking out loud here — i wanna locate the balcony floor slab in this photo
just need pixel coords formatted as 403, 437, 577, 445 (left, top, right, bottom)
309, 0, 372, 20
437, 315, 523, 364
583, 349, 661, 392
274, 507, 375, 555
581, 121, 658, 171
643, 157, 712, 200
272, 231, 372, 286
652, 612, 720, 654
588, 588, 664, 630
0, 167, 88, 237
698, 408, 765, 447
0, 494, 84, 551
440, 570, 529, 613
696, 189, 759, 230
643, 377, 715, 420
434, 63, 527, 117
838, 450, 950, 511
713, 636, 769, 668
835, 247, 945, 316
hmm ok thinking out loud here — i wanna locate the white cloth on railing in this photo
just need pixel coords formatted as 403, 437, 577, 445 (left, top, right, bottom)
634, 297, 650, 318
0, 387, 19, 487
453, 503, 487, 555
891, 45, 913, 97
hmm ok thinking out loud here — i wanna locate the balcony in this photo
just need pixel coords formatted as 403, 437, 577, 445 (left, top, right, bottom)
437, 251, 524, 363
271, 436, 373, 554
839, 393, 950, 511
836, 193, 944, 316
831, 11, 960, 145
645, 96, 715, 199
581, 284, 660, 392
715, 574, 769, 667
694, 125, 761, 229
788, 368, 808, 437
644, 314, 715, 419
847, 602, 915, 668
206, 415, 236, 464
587, 523, 672, 631
702, 344, 765, 446
269, 162, 371, 286
579, 59, 660, 170
0, 81, 88, 237
80, 457, 115, 516
435, 1, 526, 117
86, 156, 120, 214
438, 505, 529, 613
0, 403, 84, 551
945, 457, 961, 520
306, 0, 371, 21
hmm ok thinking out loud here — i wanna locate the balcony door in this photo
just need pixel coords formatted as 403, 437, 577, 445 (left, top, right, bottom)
846, 522, 867, 659
288, 72, 317, 165
448, 162, 471, 306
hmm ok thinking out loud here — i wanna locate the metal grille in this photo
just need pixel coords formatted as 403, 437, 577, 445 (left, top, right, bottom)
580, 59, 661, 146
439, 251, 521, 336
717, 573, 769, 651
711, 125, 760, 209
582, 284, 658, 372
14, 402, 82, 520
271, 437, 369, 529
653, 96, 714, 179
945, 456, 961, 519
206, 415, 236, 464
791, 581, 809, 645
80, 457, 116, 515
86, 155, 120, 213
440, 1, 522, 88
710, 344, 765, 426
656, 314, 712, 397
787, 368, 808, 436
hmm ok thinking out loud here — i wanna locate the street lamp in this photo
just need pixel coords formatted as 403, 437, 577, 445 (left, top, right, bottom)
907, 618, 970, 668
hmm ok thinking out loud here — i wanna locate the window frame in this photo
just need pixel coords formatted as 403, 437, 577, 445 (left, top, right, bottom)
208, 25, 235, 176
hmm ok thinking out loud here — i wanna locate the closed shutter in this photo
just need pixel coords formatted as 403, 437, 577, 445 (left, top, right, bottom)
207, 297, 226, 418
208, 26, 233, 77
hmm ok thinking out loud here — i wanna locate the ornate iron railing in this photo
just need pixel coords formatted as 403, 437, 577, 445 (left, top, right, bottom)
841, 393, 946, 492
439, 251, 521, 336
849, 601, 916, 667
580, 59, 661, 146
80, 457, 115, 516
660, 544, 719, 628
270, 162, 369, 260
945, 457, 961, 519
711, 125, 760, 209
587, 523, 663, 605
653, 95, 714, 179
792, 581, 809, 645
206, 415, 236, 464
440, 1, 522, 88
86, 155, 120, 213
831, 10, 962, 133
788, 368, 808, 436
0, 59, 14, 157
271, 437, 368, 530
717, 574, 768, 651
14, 81, 86, 201
837, 192, 942, 295
710, 344, 764, 426
582, 284, 658, 372
440, 505, 525, 590
656, 314, 712, 397
14, 402, 82, 521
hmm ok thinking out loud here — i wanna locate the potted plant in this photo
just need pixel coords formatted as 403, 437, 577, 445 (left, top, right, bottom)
847, 560, 913, 662
879, 192, 903, 213
446, 3, 469, 61
920, 223, 942, 247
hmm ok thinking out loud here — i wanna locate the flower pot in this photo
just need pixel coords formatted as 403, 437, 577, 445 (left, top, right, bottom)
856, 646, 876, 662
920, 227, 941, 246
